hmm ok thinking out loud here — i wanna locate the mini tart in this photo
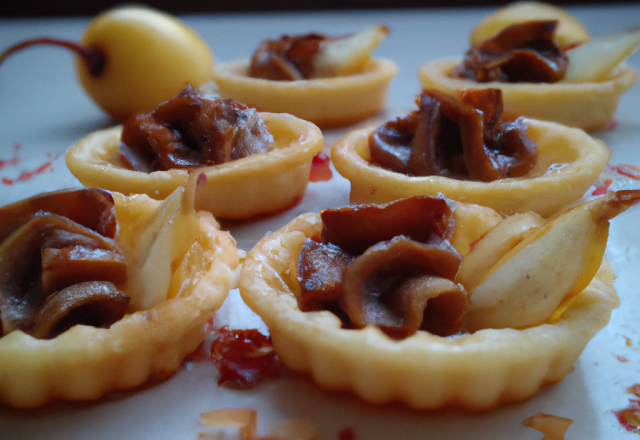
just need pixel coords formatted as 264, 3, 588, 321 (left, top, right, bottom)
332, 118, 610, 217
238, 212, 618, 410
418, 58, 637, 132
65, 113, 322, 220
0, 192, 238, 408
212, 59, 398, 128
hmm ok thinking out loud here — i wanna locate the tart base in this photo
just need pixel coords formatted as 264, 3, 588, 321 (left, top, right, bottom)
65, 113, 323, 220
239, 213, 618, 411
331, 119, 610, 217
418, 58, 637, 132
212, 59, 398, 128
0, 193, 239, 408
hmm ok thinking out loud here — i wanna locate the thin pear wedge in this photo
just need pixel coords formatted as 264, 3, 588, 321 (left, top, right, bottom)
456, 211, 546, 294
563, 26, 640, 83
465, 190, 640, 332
313, 25, 388, 77
117, 172, 202, 310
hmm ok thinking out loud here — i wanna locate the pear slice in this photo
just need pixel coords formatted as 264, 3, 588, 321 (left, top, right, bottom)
313, 25, 388, 77
563, 26, 640, 83
469, 1, 590, 49
455, 211, 546, 294
120, 172, 201, 310
465, 190, 640, 332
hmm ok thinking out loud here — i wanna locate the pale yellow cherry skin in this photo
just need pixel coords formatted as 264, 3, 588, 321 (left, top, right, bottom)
76, 6, 215, 121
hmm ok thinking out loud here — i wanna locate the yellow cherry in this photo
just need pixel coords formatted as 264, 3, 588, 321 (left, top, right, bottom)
0, 6, 215, 121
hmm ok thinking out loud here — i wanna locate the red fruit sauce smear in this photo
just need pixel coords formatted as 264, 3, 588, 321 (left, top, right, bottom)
612, 164, 640, 180
591, 179, 612, 196
1, 151, 60, 185
310, 152, 333, 182
211, 326, 278, 389
0, 143, 20, 169
614, 385, 640, 433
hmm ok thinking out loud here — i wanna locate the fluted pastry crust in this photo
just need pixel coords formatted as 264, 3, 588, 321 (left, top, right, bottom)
65, 113, 323, 219
418, 58, 637, 132
212, 59, 398, 128
332, 118, 610, 216
238, 212, 618, 410
0, 192, 238, 408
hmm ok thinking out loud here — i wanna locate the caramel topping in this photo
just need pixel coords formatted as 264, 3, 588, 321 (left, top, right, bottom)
298, 239, 356, 310
369, 89, 537, 182
297, 196, 468, 339
0, 188, 116, 243
120, 86, 274, 172
456, 20, 568, 83
320, 196, 454, 255
248, 34, 329, 81
30, 281, 129, 340
0, 189, 128, 339
341, 236, 466, 338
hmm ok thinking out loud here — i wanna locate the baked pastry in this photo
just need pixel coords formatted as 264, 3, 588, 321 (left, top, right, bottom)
0, 179, 239, 408
418, 2, 639, 131
212, 26, 398, 128
332, 89, 610, 216
238, 192, 635, 410
66, 86, 323, 219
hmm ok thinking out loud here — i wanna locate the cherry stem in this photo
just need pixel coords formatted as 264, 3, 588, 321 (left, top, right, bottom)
0, 37, 105, 77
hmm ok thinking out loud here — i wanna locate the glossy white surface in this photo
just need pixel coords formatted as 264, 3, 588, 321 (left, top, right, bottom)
1, 5, 640, 439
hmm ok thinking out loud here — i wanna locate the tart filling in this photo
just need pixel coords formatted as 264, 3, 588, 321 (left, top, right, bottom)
0, 183, 239, 408
238, 193, 629, 409
418, 2, 639, 131
212, 26, 397, 128
332, 115, 609, 216
66, 93, 323, 219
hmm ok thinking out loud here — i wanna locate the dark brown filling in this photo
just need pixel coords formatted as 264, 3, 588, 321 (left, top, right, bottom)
0, 189, 129, 339
369, 89, 537, 182
455, 20, 568, 83
120, 85, 274, 172
248, 33, 332, 81
297, 196, 468, 339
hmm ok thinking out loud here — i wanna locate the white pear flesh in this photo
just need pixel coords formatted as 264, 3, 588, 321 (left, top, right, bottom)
313, 25, 388, 77
456, 211, 546, 295
465, 192, 633, 331
563, 26, 640, 83
123, 180, 200, 310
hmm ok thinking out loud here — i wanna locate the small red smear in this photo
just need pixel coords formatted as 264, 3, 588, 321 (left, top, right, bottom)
615, 399, 640, 433
338, 427, 356, 440
0, 143, 21, 169
1, 153, 60, 185
211, 326, 278, 389
606, 119, 619, 131
613, 164, 640, 181
592, 179, 612, 196
197, 172, 207, 186
616, 354, 629, 363
310, 152, 333, 182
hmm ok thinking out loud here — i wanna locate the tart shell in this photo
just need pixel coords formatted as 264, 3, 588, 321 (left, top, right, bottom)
331, 118, 610, 217
212, 59, 398, 128
65, 113, 323, 220
418, 58, 637, 132
0, 192, 239, 408
238, 213, 618, 411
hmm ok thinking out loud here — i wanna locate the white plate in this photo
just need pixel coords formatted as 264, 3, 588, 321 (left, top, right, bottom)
2, 6, 640, 439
